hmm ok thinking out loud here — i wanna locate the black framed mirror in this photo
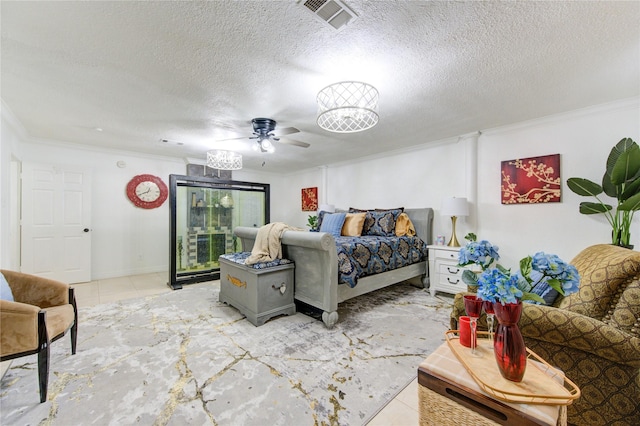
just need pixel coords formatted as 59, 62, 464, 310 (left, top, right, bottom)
168, 174, 269, 289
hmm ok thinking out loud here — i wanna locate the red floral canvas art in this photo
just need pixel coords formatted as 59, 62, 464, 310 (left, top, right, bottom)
501, 154, 561, 204
301, 187, 318, 211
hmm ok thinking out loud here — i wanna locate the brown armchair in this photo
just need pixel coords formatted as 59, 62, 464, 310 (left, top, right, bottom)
450, 245, 640, 426
0, 270, 77, 402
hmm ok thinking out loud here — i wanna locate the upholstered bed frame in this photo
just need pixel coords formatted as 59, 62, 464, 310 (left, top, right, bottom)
234, 208, 434, 328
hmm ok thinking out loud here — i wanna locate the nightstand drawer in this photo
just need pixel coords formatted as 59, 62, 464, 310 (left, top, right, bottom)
438, 273, 464, 288
433, 249, 460, 261
439, 263, 463, 277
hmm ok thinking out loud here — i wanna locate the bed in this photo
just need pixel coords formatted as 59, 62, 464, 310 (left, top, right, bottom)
234, 207, 433, 328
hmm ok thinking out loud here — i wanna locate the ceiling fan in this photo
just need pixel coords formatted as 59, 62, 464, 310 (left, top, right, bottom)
220, 118, 310, 153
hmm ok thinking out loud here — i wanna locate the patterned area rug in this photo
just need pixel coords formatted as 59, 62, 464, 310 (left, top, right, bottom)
0, 282, 453, 425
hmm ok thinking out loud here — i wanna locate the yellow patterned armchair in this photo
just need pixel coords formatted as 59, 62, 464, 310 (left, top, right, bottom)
450, 244, 640, 426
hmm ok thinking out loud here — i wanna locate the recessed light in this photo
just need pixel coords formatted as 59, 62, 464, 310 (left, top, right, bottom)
95, 127, 103, 132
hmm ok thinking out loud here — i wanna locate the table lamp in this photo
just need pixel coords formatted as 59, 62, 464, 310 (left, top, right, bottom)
441, 197, 469, 247
318, 204, 335, 213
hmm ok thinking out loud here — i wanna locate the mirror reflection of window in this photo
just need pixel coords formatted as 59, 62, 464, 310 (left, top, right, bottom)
169, 175, 269, 289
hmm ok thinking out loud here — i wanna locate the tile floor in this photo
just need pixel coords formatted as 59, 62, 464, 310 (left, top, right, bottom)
71, 271, 173, 306
3, 272, 420, 425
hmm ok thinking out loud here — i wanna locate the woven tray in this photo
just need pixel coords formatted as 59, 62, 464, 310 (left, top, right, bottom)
445, 330, 580, 405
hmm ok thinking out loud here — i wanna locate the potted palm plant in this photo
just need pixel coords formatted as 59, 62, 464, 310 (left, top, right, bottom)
567, 137, 640, 248
307, 214, 319, 231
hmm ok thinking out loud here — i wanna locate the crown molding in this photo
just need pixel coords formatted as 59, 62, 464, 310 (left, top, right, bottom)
480, 97, 639, 137
1, 99, 29, 142
23, 135, 186, 164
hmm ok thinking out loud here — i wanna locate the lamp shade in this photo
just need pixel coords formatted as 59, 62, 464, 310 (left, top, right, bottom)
316, 81, 379, 133
441, 197, 469, 217
318, 204, 335, 213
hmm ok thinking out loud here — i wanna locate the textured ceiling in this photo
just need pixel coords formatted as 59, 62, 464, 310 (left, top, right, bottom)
2, 1, 639, 172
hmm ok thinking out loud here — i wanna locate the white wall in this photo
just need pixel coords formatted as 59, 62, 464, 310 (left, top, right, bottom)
272, 167, 325, 228
477, 99, 640, 266
305, 98, 639, 268
18, 143, 185, 279
327, 137, 468, 243
2, 98, 638, 279
2, 132, 281, 279
0, 110, 26, 270
274, 135, 470, 238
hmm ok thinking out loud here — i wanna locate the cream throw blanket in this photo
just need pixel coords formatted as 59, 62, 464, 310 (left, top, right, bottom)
245, 222, 303, 265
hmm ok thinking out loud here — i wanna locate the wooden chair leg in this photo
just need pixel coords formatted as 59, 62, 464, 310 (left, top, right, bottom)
70, 323, 77, 355
69, 287, 78, 355
37, 311, 50, 403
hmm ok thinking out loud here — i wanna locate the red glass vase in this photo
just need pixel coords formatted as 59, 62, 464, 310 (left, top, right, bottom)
492, 301, 527, 382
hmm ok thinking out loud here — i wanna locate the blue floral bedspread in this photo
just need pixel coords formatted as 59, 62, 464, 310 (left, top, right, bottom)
335, 236, 428, 288
220, 252, 293, 269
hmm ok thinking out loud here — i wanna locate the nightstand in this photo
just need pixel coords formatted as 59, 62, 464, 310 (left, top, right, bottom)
427, 245, 472, 296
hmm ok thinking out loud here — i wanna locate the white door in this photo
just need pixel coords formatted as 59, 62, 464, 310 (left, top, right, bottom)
21, 163, 92, 283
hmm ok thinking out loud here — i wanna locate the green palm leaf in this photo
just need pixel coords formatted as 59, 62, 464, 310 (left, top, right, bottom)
619, 192, 640, 211
566, 178, 603, 196
568, 138, 638, 245
579, 202, 612, 214
602, 171, 617, 198
611, 144, 640, 185
606, 137, 636, 176
622, 176, 640, 200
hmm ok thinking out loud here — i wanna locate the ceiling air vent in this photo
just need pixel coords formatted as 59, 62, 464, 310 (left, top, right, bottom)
299, 0, 358, 31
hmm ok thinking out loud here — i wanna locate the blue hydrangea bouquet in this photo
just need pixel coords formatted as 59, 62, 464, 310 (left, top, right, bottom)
458, 234, 580, 305
458, 233, 500, 271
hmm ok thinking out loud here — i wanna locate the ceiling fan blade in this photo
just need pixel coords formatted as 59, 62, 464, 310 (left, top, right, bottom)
277, 138, 310, 148
273, 127, 300, 136
217, 122, 302, 147
217, 134, 254, 142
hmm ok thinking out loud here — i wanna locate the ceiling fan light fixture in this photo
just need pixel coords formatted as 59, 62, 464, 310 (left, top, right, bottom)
260, 138, 272, 150
258, 137, 275, 153
316, 81, 379, 133
207, 150, 243, 170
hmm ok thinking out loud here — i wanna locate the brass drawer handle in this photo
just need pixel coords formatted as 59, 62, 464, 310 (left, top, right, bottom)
272, 282, 287, 294
227, 274, 246, 288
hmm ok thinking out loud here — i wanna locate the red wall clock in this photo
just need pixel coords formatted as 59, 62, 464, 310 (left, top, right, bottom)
126, 174, 168, 209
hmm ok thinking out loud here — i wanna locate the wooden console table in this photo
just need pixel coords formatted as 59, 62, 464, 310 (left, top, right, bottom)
417, 342, 573, 425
